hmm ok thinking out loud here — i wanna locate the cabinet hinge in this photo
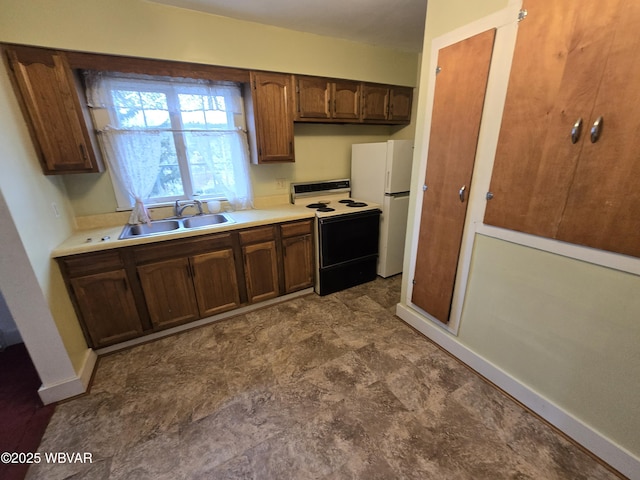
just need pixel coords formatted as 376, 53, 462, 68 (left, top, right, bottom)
517, 9, 528, 22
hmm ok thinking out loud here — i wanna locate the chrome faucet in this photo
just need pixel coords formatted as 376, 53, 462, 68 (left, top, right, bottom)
174, 199, 203, 217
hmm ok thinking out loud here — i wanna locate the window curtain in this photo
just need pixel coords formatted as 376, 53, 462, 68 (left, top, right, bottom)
85, 72, 252, 223
99, 129, 165, 224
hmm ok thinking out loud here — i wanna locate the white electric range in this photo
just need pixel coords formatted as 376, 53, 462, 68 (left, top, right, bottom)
290, 179, 382, 295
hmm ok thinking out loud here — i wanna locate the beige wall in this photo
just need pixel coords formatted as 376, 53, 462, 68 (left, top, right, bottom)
405, 0, 640, 463
0, 63, 88, 373
1, 0, 419, 217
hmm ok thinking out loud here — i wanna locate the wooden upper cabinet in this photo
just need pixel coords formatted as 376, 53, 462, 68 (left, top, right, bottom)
361, 84, 389, 121
247, 71, 295, 164
388, 86, 413, 123
361, 83, 412, 124
6, 46, 103, 175
484, 0, 640, 258
294, 75, 360, 122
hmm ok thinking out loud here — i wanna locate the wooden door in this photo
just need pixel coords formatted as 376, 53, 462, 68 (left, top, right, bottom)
296, 76, 330, 119
389, 86, 413, 123
70, 270, 142, 348
483, 0, 617, 238
243, 240, 280, 303
361, 85, 389, 121
7, 46, 102, 174
556, 0, 640, 257
282, 234, 314, 293
411, 29, 496, 324
250, 71, 295, 163
137, 258, 199, 329
332, 81, 361, 120
191, 249, 241, 317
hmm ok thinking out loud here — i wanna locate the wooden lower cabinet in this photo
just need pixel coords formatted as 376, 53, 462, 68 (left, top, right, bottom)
59, 219, 315, 348
242, 240, 280, 303
69, 270, 143, 348
137, 257, 200, 330
191, 249, 241, 316
280, 220, 314, 293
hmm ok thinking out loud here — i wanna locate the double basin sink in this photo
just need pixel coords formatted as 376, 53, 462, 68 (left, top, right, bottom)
119, 213, 233, 240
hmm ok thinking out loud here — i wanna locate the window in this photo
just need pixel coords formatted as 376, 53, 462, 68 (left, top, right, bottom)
86, 72, 252, 223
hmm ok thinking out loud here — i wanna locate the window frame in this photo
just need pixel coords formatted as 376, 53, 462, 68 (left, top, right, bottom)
91, 74, 248, 210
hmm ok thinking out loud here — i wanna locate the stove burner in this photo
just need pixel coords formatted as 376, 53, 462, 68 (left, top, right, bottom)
317, 207, 335, 212
338, 199, 354, 204
307, 202, 328, 209
347, 202, 368, 207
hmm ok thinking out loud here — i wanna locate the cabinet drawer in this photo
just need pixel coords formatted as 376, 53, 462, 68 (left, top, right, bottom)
133, 232, 234, 264
238, 226, 275, 245
60, 250, 124, 277
280, 220, 313, 238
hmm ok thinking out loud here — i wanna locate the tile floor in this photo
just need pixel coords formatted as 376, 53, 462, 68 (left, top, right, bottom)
27, 276, 621, 479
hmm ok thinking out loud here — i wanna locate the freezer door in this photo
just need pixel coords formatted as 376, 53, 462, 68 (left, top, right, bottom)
351, 142, 387, 204
378, 193, 410, 277
385, 140, 414, 194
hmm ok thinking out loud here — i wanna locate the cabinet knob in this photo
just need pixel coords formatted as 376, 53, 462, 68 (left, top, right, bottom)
590, 116, 603, 143
459, 185, 466, 203
571, 118, 583, 144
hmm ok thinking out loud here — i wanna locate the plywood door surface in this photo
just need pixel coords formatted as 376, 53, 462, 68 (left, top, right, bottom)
556, 0, 640, 257
411, 29, 496, 324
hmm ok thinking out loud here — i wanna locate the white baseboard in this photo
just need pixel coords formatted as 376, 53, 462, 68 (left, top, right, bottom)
396, 303, 639, 480
38, 348, 97, 405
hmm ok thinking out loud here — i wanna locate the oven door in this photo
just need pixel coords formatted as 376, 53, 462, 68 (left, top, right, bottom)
318, 209, 381, 268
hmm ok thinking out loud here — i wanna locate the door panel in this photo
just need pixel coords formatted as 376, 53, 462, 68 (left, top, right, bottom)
137, 258, 199, 329
483, 0, 619, 237
191, 249, 241, 317
412, 29, 496, 324
556, 0, 640, 257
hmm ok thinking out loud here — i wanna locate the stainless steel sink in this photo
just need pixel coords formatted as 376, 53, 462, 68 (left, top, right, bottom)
121, 220, 181, 238
182, 214, 228, 229
119, 214, 233, 239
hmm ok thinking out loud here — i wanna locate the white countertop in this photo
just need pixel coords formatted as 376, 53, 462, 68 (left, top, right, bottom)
52, 205, 314, 258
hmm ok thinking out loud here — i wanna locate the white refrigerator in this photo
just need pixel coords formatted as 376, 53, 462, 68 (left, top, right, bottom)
351, 140, 414, 278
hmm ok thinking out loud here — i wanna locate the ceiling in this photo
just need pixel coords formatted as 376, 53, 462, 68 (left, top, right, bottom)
148, 0, 427, 53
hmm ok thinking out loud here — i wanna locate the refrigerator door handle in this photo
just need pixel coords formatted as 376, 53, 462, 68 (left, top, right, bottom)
385, 191, 410, 198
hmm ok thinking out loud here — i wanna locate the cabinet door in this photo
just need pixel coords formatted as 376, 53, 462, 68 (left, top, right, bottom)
555, 0, 640, 257
70, 270, 143, 348
282, 234, 314, 293
137, 257, 199, 329
412, 29, 496, 324
361, 84, 389, 121
6, 46, 102, 174
388, 87, 413, 123
191, 249, 241, 317
484, 0, 617, 238
332, 81, 361, 120
296, 76, 331, 120
250, 71, 295, 163
242, 240, 280, 303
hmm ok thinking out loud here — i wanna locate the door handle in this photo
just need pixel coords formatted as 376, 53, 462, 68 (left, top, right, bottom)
571, 118, 583, 144
459, 185, 466, 203
590, 116, 603, 143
